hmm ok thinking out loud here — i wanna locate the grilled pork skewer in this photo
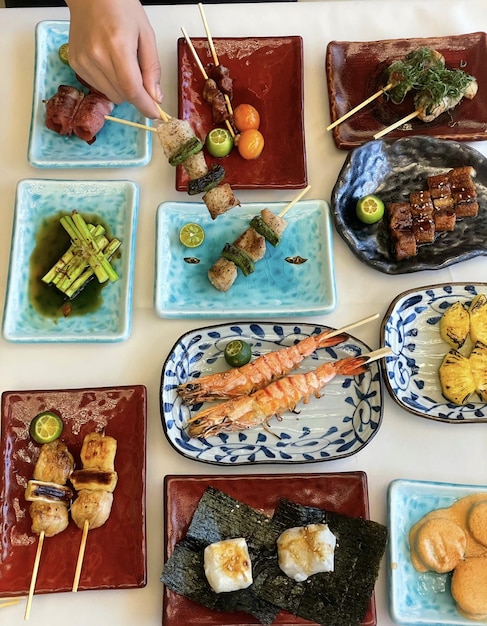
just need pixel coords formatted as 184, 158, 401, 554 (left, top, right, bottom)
24, 441, 75, 620
71, 432, 118, 592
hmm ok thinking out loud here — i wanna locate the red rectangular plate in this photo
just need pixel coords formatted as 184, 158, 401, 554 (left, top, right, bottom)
177, 36, 307, 190
0, 385, 147, 596
163, 472, 376, 626
326, 32, 487, 149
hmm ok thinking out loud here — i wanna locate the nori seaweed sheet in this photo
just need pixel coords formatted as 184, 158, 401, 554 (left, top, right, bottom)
161, 488, 388, 626
251, 498, 388, 626
161, 487, 280, 625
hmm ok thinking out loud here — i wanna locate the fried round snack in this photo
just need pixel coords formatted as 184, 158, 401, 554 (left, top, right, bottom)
467, 500, 487, 547
451, 556, 487, 619
414, 517, 467, 573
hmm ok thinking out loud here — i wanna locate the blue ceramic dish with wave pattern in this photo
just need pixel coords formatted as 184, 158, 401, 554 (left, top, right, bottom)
381, 283, 487, 422
2, 179, 138, 343
388, 478, 487, 625
160, 321, 383, 465
28, 21, 152, 168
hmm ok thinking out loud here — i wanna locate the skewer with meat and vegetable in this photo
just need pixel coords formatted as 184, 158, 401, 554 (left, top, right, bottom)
70, 432, 118, 592
208, 186, 310, 292
327, 46, 445, 131
24, 437, 75, 619
374, 64, 478, 139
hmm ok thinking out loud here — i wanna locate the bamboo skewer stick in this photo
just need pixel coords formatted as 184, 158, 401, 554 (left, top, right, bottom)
154, 102, 171, 123
0, 599, 20, 609
24, 531, 45, 621
180, 26, 235, 138
324, 313, 380, 340
327, 82, 394, 131
373, 110, 420, 140
197, 3, 234, 117
104, 115, 157, 132
72, 520, 89, 593
278, 185, 311, 217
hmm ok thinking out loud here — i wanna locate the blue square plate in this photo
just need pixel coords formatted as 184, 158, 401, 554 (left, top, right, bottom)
28, 20, 152, 168
2, 179, 138, 343
388, 478, 487, 625
154, 200, 336, 318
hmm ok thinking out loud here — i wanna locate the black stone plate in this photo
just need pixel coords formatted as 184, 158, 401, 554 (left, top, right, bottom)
330, 136, 487, 274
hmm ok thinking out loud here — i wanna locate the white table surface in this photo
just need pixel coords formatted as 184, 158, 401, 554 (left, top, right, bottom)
0, 1, 486, 624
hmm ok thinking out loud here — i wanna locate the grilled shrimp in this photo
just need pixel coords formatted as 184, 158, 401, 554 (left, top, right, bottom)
186, 354, 371, 439
177, 330, 348, 404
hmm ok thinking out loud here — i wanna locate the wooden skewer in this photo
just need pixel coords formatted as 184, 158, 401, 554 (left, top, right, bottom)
0, 598, 20, 609
278, 185, 311, 217
180, 26, 235, 138
104, 115, 156, 132
197, 3, 234, 117
362, 346, 393, 364
327, 82, 394, 131
72, 519, 89, 593
154, 102, 171, 123
373, 110, 420, 140
324, 313, 380, 340
24, 531, 44, 621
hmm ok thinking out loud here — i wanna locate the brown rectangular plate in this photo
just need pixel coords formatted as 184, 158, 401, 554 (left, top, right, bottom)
326, 32, 487, 150
163, 472, 376, 626
0, 385, 147, 596
177, 36, 307, 190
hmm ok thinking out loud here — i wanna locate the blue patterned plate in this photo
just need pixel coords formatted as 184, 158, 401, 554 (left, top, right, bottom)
160, 321, 383, 465
154, 200, 336, 319
381, 283, 487, 422
28, 21, 152, 168
388, 478, 487, 625
2, 179, 138, 343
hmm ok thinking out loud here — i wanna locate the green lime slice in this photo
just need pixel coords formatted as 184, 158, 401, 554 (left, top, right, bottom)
58, 43, 70, 65
206, 128, 234, 158
179, 223, 205, 248
224, 339, 252, 367
29, 411, 64, 444
356, 195, 385, 224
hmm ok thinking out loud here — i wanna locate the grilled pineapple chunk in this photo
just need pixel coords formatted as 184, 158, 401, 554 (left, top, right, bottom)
439, 350, 476, 405
439, 301, 470, 349
469, 294, 487, 346
469, 341, 487, 402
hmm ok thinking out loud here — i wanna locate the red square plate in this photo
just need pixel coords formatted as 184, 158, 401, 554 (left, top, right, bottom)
0, 385, 147, 596
177, 36, 307, 190
326, 32, 487, 149
163, 472, 376, 626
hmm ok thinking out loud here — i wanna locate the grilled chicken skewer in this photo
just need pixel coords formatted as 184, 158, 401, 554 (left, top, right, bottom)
157, 116, 240, 219
208, 186, 311, 292
71, 432, 118, 592
24, 441, 75, 620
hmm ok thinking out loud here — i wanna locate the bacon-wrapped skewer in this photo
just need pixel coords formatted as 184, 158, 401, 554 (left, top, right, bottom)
45, 85, 114, 144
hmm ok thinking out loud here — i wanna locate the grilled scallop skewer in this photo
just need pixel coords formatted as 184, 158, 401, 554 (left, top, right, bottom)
71, 432, 118, 592
24, 441, 75, 620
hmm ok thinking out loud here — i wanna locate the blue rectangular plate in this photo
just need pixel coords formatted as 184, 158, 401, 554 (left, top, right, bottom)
154, 200, 336, 318
388, 478, 487, 625
2, 179, 138, 343
28, 21, 152, 168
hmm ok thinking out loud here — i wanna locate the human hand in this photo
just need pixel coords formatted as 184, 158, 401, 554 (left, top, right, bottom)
65, 0, 162, 119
